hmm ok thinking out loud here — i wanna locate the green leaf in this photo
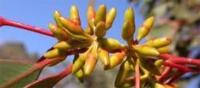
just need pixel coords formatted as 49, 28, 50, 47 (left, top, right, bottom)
0, 59, 41, 88
24, 65, 72, 88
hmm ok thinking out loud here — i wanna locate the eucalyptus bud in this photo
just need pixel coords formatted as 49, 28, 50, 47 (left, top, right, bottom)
94, 5, 106, 25
121, 21, 134, 42
133, 45, 160, 56
98, 48, 110, 68
87, 6, 96, 29
44, 49, 65, 59
49, 23, 69, 41
59, 17, 84, 35
145, 37, 172, 48
70, 5, 81, 25
137, 16, 154, 42
95, 21, 106, 38
106, 8, 116, 30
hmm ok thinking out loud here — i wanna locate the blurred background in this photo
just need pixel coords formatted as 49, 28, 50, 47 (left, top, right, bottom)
0, 0, 200, 88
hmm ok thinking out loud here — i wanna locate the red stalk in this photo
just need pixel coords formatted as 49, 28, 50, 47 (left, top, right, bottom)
163, 62, 199, 72
135, 62, 140, 88
158, 67, 172, 82
159, 54, 200, 66
0, 17, 53, 37
24, 65, 73, 88
167, 71, 184, 84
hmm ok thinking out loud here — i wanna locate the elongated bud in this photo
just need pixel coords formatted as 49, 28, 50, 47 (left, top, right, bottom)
72, 54, 87, 74
115, 60, 130, 86
49, 23, 69, 41
59, 17, 84, 35
105, 51, 125, 70
75, 69, 84, 83
98, 48, 110, 68
124, 7, 134, 24
94, 5, 106, 25
157, 47, 171, 54
137, 16, 154, 42
72, 47, 92, 74
121, 21, 134, 41
153, 83, 166, 88
54, 40, 90, 50
44, 49, 65, 59
95, 21, 106, 38
145, 37, 172, 48
53, 41, 72, 50
49, 56, 66, 66
133, 45, 160, 56
154, 59, 163, 68
98, 38, 123, 51
54, 10, 65, 29
70, 5, 81, 25
115, 80, 133, 88
85, 26, 93, 35
87, 6, 96, 29
84, 44, 98, 76
106, 8, 116, 30
138, 56, 161, 75
84, 53, 97, 76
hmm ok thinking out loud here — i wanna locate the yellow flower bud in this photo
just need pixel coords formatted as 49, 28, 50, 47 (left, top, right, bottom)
105, 51, 125, 70
70, 5, 81, 25
121, 21, 134, 42
115, 60, 130, 86
44, 49, 65, 59
59, 17, 84, 35
157, 46, 171, 54
133, 45, 160, 56
84, 26, 93, 35
145, 37, 172, 48
75, 69, 84, 83
106, 8, 116, 30
154, 59, 163, 68
154, 83, 166, 88
124, 7, 134, 25
72, 48, 92, 74
137, 16, 154, 42
49, 23, 69, 41
53, 41, 72, 50
84, 53, 97, 76
87, 6, 96, 30
98, 38, 123, 51
54, 10, 65, 29
98, 48, 110, 68
94, 5, 106, 25
95, 21, 106, 38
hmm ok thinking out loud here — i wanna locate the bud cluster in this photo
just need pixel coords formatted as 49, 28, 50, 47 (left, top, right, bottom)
43, 5, 176, 88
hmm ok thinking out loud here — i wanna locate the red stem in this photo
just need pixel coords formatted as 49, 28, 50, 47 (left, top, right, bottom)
163, 62, 199, 72
0, 17, 53, 37
135, 62, 140, 88
159, 54, 200, 66
158, 67, 172, 82
167, 71, 184, 84
24, 65, 73, 88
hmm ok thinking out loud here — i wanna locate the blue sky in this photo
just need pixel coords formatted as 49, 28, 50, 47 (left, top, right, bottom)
0, 0, 199, 88
0, 0, 144, 56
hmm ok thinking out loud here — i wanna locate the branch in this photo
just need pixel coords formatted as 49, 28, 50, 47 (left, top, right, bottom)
0, 17, 53, 37
135, 62, 140, 88
162, 62, 200, 72
159, 54, 200, 66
